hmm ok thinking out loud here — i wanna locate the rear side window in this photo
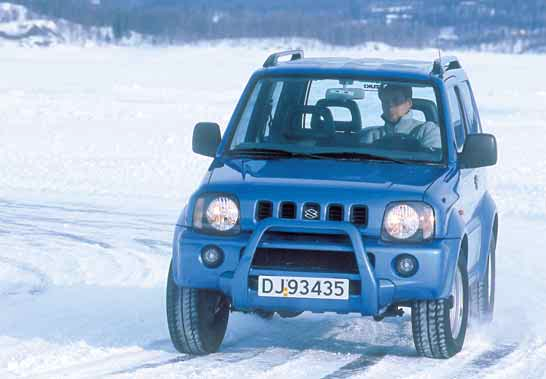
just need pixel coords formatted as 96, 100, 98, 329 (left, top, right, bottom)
447, 87, 467, 151
459, 81, 481, 134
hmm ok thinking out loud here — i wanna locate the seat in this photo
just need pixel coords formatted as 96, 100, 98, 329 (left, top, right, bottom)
412, 98, 439, 124
313, 99, 363, 146
282, 105, 335, 143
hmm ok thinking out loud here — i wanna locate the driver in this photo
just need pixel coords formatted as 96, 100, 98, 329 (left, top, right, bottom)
360, 84, 441, 149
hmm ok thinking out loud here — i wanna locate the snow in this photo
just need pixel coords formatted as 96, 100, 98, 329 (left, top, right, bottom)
1, 43, 546, 378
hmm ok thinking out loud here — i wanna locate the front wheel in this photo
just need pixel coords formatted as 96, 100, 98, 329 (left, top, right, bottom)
166, 261, 230, 355
411, 253, 469, 359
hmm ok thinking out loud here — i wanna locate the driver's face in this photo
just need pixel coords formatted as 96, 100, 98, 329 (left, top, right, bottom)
380, 91, 412, 124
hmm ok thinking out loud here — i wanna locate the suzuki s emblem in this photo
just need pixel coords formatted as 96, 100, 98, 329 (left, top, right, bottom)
304, 208, 319, 220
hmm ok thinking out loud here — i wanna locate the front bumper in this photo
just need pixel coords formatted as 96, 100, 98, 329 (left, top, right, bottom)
172, 219, 460, 316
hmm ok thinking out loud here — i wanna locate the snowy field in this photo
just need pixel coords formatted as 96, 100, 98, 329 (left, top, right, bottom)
1, 42, 546, 378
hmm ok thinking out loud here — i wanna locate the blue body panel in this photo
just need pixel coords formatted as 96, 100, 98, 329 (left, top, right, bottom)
472, 192, 497, 283
172, 56, 497, 316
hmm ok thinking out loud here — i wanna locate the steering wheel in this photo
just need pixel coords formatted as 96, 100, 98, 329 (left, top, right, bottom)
370, 133, 425, 152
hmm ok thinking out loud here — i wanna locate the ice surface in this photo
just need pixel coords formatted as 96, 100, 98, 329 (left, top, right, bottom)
0, 43, 545, 378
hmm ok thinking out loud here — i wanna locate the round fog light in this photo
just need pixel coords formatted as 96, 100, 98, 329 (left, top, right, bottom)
395, 254, 418, 277
201, 245, 224, 268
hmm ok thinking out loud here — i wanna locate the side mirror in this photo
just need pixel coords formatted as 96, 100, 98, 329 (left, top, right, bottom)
459, 134, 497, 169
192, 122, 221, 157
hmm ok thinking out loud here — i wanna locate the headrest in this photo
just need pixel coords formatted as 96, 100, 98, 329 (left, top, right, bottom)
314, 99, 362, 133
411, 98, 439, 124
283, 105, 334, 140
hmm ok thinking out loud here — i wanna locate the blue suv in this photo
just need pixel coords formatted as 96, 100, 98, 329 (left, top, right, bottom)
166, 50, 498, 359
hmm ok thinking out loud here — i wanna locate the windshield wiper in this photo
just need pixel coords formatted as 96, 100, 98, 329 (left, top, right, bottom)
311, 151, 410, 164
225, 148, 330, 160
226, 148, 413, 164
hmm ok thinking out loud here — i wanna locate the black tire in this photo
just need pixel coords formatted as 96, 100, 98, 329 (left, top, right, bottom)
166, 261, 230, 355
411, 254, 469, 359
471, 234, 496, 323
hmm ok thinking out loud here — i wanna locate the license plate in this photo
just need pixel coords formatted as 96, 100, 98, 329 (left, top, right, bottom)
257, 275, 349, 300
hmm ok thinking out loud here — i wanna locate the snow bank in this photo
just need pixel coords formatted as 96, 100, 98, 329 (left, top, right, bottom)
0, 2, 148, 47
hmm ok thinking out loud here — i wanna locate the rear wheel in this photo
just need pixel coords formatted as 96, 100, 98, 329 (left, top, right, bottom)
471, 234, 496, 323
166, 261, 230, 354
411, 253, 469, 359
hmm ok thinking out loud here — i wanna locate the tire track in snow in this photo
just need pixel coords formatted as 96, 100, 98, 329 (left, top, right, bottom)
133, 238, 171, 255
467, 343, 518, 370
256, 350, 357, 379
404, 342, 521, 379
0, 256, 50, 296
498, 342, 546, 379
1, 197, 173, 288
106, 355, 198, 376
37, 230, 113, 249
105, 347, 270, 378
7, 213, 169, 234
107, 348, 314, 379
0, 214, 113, 249
320, 351, 387, 379
207, 348, 302, 379
0, 217, 37, 230
0, 199, 171, 235
32, 340, 272, 379
0, 199, 146, 218
30, 349, 168, 379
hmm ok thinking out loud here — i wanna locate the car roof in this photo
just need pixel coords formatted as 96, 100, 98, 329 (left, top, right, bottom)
256, 55, 462, 82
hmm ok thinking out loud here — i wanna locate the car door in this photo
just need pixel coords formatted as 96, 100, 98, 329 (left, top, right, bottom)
447, 81, 482, 272
458, 81, 487, 272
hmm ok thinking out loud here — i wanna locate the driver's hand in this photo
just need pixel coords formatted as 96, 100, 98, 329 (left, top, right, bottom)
360, 127, 386, 144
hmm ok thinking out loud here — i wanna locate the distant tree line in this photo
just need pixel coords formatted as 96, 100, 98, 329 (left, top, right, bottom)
12, 0, 546, 51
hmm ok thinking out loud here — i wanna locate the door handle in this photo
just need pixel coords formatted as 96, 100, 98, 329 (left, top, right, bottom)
474, 175, 479, 190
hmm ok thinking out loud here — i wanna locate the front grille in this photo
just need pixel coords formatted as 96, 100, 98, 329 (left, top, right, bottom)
251, 247, 375, 274
262, 231, 351, 245
350, 205, 368, 226
256, 200, 367, 228
327, 204, 344, 221
280, 202, 297, 219
256, 200, 273, 221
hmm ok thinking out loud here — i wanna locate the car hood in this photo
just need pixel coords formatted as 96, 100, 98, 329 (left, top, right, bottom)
208, 158, 445, 192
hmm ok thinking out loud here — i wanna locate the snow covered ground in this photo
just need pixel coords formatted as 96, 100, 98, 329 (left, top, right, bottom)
1, 43, 545, 378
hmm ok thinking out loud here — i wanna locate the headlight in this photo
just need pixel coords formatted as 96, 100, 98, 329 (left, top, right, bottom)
206, 197, 239, 231
382, 202, 435, 242
193, 194, 240, 234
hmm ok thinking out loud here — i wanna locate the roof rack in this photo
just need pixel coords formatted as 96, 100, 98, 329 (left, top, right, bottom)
431, 56, 461, 76
263, 49, 304, 68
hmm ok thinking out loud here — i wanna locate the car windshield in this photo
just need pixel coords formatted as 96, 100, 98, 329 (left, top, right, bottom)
226, 77, 444, 163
